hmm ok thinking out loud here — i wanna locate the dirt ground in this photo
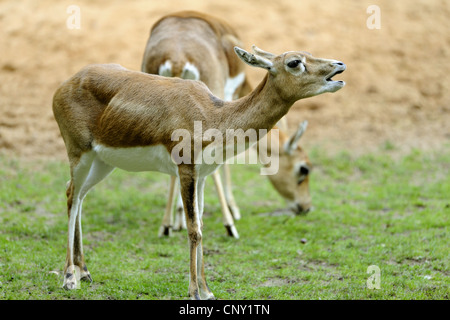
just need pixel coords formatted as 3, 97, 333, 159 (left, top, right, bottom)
0, 0, 449, 160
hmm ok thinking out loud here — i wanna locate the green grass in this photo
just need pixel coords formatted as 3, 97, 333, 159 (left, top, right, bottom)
0, 146, 448, 300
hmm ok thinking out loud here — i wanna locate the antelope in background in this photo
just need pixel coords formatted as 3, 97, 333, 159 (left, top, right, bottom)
141, 11, 313, 239
52, 41, 346, 299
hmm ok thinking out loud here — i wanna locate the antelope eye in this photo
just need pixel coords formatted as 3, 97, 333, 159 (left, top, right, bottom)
299, 165, 310, 176
297, 164, 310, 185
287, 60, 301, 68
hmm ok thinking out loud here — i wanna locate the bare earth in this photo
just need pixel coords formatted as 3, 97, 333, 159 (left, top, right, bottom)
0, 0, 449, 160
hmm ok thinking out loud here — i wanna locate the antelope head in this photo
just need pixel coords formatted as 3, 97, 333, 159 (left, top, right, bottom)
266, 121, 312, 215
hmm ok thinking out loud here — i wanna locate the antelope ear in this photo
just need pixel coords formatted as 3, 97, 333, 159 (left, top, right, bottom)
234, 46, 273, 71
284, 120, 308, 154
251, 45, 276, 59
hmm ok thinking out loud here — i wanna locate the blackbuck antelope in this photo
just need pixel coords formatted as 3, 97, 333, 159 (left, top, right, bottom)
260, 120, 313, 214
141, 11, 251, 238
52, 44, 345, 299
141, 11, 314, 239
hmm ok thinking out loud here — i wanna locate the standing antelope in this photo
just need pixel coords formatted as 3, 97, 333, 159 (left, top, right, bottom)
141, 11, 251, 238
141, 11, 313, 239
52, 44, 345, 299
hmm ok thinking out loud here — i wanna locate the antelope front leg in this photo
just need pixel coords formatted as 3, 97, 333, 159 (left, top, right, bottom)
178, 166, 214, 300
196, 177, 215, 300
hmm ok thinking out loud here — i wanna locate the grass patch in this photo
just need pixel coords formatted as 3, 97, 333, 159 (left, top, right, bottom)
0, 147, 448, 300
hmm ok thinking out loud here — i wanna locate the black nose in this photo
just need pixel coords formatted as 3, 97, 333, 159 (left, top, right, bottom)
335, 62, 344, 66
294, 204, 310, 216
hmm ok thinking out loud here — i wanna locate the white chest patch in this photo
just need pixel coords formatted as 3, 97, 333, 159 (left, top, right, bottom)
224, 72, 245, 101
93, 143, 179, 176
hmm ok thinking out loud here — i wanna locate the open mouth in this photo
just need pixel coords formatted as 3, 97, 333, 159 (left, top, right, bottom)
326, 69, 344, 82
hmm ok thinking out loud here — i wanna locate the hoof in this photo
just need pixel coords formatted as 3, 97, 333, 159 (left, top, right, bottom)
202, 293, 216, 300
225, 225, 239, 239
158, 225, 172, 237
80, 273, 93, 283
63, 282, 77, 290
63, 274, 78, 290
189, 292, 201, 300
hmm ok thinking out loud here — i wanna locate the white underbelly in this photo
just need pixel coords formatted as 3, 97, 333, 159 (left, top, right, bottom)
93, 143, 179, 176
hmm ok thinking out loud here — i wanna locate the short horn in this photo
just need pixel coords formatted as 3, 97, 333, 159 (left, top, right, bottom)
251, 45, 276, 59
284, 120, 308, 154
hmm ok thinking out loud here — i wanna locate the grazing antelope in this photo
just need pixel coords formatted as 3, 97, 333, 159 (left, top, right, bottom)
52, 45, 345, 299
141, 11, 313, 239
141, 11, 251, 238
262, 120, 313, 214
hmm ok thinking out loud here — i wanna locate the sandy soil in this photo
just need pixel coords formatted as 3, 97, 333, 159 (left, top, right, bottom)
0, 0, 449, 160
